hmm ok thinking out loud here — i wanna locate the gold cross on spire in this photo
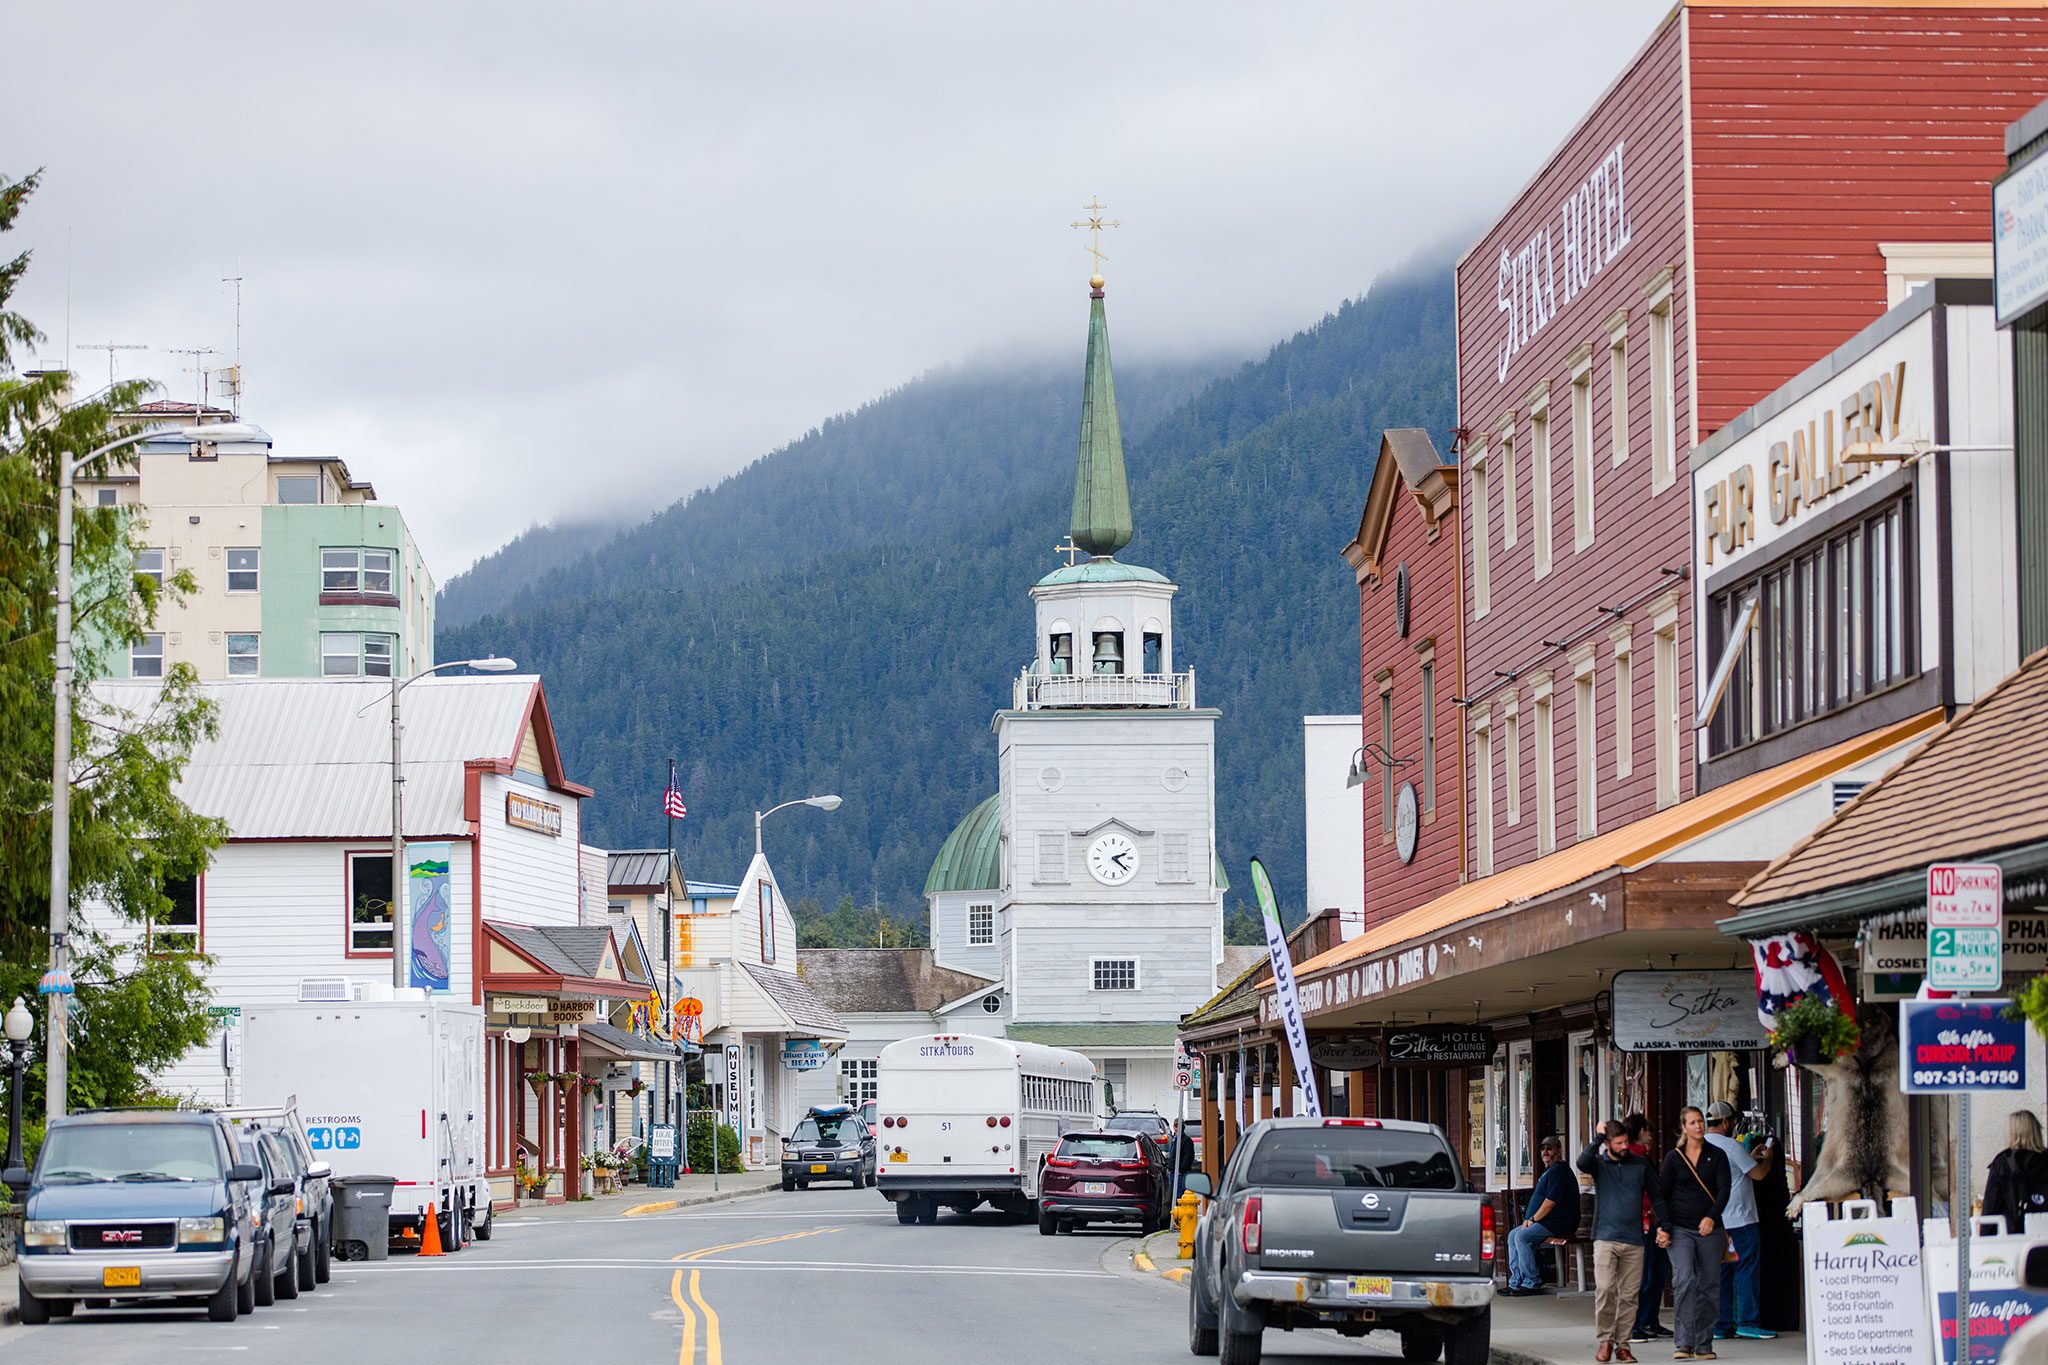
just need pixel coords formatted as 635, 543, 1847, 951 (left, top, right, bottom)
1071, 197, 1119, 280
1054, 536, 1082, 567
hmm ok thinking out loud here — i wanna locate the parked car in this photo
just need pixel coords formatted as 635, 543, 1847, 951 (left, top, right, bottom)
781, 1104, 877, 1190
1106, 1110, 1172, 1140
1038, 1129, 1169, 1235
1185, 1117, 1492, 1365
859, 1098, 878, 1131
5, 1108, 262, 1323
223, 1103, 333, 1284
238, 1135, 303, 1307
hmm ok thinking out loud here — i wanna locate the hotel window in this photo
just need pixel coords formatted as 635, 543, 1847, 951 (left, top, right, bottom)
1572, 364, 1594, 550
1474, 717, 1494, 877
347, 852, 394, 954
154, 874, 201, 954
276, 475, 320, 504
1649, 291, 1676, 493
1504, 703, 1521, 825
226, 547, 259, 592
1380, 687, 1395, 833
968, 903, 995, 945
1160, 832, 1192, 883
1706, 497, 1913, 754
1091, 958, 1139, 991
131, 633, 165, 678
1535, 686, 1555, 856
1607, 315, 1629, 467
135, 546, 165, 589
840, 1057, 878, 1104
1470, 454, 1491, 617
1654, 621, 1678, 809
1420, 660, 1436, 813
322, 547, 396, 596
1574, 664, 1597, 840
1037, 832, 1067, 882
321, 632, 396, 677
759, 880, 776, 963
1531, 397, 1552, 578
1499, 426, 1518, 550
1613, 635, 1634, 779
226, 633, 260, 677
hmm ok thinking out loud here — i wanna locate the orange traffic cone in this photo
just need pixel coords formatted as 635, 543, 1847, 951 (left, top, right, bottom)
419, 1209, 446, 1257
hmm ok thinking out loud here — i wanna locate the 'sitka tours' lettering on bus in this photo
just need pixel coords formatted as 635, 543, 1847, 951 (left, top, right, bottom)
1496, 139, 1632, 384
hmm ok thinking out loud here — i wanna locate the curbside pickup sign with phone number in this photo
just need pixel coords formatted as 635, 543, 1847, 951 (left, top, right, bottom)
1899, 1000, 2026, 1093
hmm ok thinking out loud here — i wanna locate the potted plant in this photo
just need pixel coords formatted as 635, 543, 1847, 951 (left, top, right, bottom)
1770, 992, 1860, 1064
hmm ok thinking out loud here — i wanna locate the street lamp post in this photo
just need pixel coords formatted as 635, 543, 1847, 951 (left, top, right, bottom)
388, 657, 517, 989
4, 997, 32, 1174
753, 794, 843, 855
45, 420, 263, 1120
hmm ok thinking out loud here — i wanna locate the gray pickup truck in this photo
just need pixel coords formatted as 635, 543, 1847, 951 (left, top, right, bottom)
1185, 1116, 1494, 1365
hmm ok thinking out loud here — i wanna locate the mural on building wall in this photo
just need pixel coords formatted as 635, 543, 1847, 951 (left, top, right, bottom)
408, 842, 453, 992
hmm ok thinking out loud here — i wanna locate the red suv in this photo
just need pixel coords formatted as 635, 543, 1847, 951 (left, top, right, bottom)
1038, 1130, 1168, 1236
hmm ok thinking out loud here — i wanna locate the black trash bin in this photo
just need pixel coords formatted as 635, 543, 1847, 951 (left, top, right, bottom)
330, 1175, 397, 1261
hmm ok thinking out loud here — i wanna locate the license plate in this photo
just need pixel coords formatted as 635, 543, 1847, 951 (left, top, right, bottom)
103, 1267, 142, 1288
810, 1164, 828, 1174
1347, 1276, 1393, 1298
1082, 1181, 1109, 1195
889, 1152, 907, 1162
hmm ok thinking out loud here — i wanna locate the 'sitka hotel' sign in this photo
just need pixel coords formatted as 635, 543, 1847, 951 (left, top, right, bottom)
506, 790, 563, 836
1494, 139, 1633, 383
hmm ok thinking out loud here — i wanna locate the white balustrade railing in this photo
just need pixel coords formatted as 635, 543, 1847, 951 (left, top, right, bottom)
1013, 670, 1196, 710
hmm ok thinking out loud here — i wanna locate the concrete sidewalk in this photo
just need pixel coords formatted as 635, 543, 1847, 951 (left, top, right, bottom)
1128, 1230, 1808, 1365
491, 1172, 781, 1224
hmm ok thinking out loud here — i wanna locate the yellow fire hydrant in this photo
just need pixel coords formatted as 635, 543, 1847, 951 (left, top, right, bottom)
1174, 1190, 1202, 1260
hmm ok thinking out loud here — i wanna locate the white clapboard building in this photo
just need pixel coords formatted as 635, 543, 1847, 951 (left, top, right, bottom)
922, 272, 1227, 1116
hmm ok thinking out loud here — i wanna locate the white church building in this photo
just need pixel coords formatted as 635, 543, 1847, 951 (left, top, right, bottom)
923, 267, 1228, 1116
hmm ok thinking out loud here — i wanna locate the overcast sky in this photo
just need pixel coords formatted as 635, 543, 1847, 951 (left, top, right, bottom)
12, 1, 1667, 576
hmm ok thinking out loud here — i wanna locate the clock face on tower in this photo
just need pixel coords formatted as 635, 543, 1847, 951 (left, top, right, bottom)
1087, 832, 1139, 886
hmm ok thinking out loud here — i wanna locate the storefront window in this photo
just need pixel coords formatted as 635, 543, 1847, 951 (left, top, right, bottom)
1708, 493, 1912, 753
1512, 1042, 1535, 1183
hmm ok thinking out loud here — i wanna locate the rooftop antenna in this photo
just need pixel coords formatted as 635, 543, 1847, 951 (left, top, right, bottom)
221, 275, 243, 415
167, 347, 219, 413
76, 343, 146, 393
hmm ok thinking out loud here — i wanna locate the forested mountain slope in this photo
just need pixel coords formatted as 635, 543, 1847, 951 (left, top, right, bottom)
441, 255, 1455, 920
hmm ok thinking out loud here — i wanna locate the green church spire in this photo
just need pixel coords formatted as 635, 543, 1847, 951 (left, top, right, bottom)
1070, 275, 1132, 558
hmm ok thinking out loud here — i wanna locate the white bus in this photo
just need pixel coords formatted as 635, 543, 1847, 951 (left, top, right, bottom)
874, 1033, 1097, 1225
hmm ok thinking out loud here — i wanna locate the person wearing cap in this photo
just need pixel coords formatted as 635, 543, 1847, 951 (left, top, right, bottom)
1506, 1136, 1580, 1295
1704, 1101, 1776, 1341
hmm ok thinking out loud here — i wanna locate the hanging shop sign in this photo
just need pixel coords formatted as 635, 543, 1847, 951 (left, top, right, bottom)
1308, 1037, 1382, 1072
1899, 999, 2025, 1094
491, 996, 548, 1015
1382, 1026, 1493, 1068
1611, 969, 1771, 1053
1925, 1215, 2048, 1365
723, 1043, 743, 1134
1995, 144, 2048, 328
1800, 1199, 1931, 1365
505, 790, 564, 837
781, 1039, 828, 1072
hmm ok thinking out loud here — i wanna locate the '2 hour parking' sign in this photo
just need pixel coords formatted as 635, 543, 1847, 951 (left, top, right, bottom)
1928, 863, 2004, 992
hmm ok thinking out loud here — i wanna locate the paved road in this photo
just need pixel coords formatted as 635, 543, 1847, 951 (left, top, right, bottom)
1, 1186, 1399, 1363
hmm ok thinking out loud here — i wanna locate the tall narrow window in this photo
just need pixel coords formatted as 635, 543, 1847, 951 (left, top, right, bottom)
1650, 295, 1676, 492
155, 874, 201, 953
1572, 367, 1594, 550
131, 634, 165, 678
1161, 832, 1192, 882
1471, 455, 1491, 618
1380, 688, 1396, 834
347, 852, 394, 954
1535, 689, 1555, 856
1575, 669, 1597, 840
1037, 833, 1068, 882
1654, 623, 1678, 808
1474, 719, 1494, 878
1420, 660, 1436, 814
1505, 706, 1522, 825
759, 879, 776, 964
1608, 321, 1629, 467
1532, 406, 1553, 578
1142, 632, 1163, 674
1500, 429, 1518, 550
1613, 638, 1634, 779
1049, 633, 1073, 675
362, 634, 394, 678
968, 904, 994, 946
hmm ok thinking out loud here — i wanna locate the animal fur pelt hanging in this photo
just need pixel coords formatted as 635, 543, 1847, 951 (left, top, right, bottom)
1785, 1007, 1944, 1215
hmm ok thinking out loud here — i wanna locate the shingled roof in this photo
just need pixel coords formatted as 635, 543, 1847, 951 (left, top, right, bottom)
489, 921, 644, 984
740, 961, 847, 1036
796, 949, 995, 1014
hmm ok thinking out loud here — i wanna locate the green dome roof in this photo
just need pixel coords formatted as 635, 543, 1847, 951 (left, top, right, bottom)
1034, 557, 1171, 589
924, 794, 1002, 895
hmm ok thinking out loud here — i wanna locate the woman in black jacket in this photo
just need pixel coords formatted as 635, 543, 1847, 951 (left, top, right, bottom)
1984, 1110, 2048, 1231
1657, 1106, 1731, 1361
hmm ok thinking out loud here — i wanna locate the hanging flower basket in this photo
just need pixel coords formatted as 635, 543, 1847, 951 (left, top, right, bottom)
526, 1073, 550, 1095
579, 1079, 602, 1096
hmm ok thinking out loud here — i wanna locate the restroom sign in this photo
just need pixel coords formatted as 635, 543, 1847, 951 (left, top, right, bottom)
1928, 863, 2003, 992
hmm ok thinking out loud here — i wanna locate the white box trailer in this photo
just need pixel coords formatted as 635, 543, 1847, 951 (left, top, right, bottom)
873, 1033, 1098, 1224
239, 1000, 488, 1250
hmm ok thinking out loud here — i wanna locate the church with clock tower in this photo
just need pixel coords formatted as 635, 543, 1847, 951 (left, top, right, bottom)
924, 258, 1227, 1115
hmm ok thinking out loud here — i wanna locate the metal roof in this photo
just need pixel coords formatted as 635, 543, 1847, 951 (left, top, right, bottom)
604, 849, 737, 897
1034, 558, 1171, 589
90, 676, 549, 840
923, 794, 1001, 894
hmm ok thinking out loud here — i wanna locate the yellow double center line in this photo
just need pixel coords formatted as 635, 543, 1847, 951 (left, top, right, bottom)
671, 1227, 838, 1365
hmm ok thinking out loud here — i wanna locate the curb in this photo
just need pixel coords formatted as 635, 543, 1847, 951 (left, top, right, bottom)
500, 1179, 780, 1225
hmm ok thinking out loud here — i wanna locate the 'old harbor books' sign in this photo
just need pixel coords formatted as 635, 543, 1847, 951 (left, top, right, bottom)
1611, 970, 1770, 1053
1383, 1027, 1493, 1068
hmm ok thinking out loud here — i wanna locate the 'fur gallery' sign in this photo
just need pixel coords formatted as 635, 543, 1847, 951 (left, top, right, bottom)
1611, 970, 1771, 1053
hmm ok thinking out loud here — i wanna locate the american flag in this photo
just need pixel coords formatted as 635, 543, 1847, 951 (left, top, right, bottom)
663, 783, 687, 820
